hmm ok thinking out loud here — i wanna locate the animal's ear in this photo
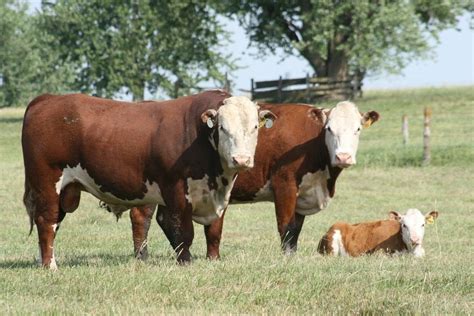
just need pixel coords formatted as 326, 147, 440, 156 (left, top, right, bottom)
307, 108, 328, 125
388, 211, 402, 221
258, 110, 277, 129
361, 111, 380, 128
425, 211, 439, 224
201, 109, 218, 128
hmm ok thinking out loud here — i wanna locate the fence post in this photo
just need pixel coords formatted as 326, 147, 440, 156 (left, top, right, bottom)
402, 114, 409, 145
306, 73, 310, 103
250, 79, 254, 100
422, 107, 432, 166
277, 76, 282, 103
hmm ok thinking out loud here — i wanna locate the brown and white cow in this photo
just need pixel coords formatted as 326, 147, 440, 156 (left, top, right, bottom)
129, 101, 379, 260
317, 209, 439, 257
22, 90, 276, 269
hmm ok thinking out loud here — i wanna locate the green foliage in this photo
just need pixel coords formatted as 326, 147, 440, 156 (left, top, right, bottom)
218, 0, 469, 79
39, 0, 235, 100
0, 87, 473, 313
0, 0, 75, 107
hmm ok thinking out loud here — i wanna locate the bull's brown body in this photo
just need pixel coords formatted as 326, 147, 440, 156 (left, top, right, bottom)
22, 90, 239, 266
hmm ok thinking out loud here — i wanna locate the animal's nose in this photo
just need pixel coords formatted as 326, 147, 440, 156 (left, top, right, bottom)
410, 237, 421, 245
335, 153, 353, 167
232, 155, 251, 168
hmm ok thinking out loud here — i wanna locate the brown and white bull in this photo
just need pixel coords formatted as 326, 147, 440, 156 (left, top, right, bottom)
317, 209, 439, 257
22, 90, 276, 269
129, 101, 379, 259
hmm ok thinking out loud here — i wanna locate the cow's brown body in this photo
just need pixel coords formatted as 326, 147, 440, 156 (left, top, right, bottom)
317, 220, 407, 256
131, 103, 345, 259
22, 90, 247, 266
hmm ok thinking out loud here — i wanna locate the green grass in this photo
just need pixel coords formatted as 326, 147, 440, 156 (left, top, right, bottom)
1, 86, 473, 314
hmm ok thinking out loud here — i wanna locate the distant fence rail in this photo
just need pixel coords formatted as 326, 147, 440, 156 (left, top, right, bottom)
250, 75, 362, 103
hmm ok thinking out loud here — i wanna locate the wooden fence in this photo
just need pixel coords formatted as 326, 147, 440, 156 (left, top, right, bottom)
250, 75, 362, 103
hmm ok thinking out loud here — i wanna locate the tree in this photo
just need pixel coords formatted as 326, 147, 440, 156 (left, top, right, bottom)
218, 0, 470, 83
39, 0, 235, 101
0, 0, 75, 107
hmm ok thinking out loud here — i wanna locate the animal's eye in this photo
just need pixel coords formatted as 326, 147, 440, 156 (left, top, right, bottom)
422, 224, 425, 227
220, 126, 223, 130
402, 224, 407, 228
357, 127, 361, 132
254, 125, 258, 129
326, 126, 332, 133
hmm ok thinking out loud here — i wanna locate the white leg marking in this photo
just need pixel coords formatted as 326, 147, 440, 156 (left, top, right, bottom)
49, 249, 58, 271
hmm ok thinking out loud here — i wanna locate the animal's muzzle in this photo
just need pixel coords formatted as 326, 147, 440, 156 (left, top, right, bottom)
232, 155, 252, 169
335, 153, 353, 168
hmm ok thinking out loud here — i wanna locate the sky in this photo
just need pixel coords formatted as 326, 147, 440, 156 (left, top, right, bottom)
225, 13, 473, 93
26, 1, 473, 95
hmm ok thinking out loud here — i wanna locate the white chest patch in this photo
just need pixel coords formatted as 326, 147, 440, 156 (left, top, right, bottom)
331, 229, 347, 256
185, 174, 236, 225
253, 180, 273, 201
55, 164, 165, 212
295, 168, 331, 216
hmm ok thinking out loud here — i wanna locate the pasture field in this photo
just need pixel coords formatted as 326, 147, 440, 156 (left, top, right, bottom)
1, 86, 473, 314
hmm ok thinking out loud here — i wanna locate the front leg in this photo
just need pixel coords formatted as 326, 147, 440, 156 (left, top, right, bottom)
204, 207, 227, 260
156, 204, 194, 264
130, 205, 155, 260
272, 181, 299, 255
285, 213, 306, 253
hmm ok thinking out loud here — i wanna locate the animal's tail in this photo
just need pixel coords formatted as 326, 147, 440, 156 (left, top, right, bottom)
23, 184, 35, 236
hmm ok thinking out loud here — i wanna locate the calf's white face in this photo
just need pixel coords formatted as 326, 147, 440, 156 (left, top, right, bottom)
203, 96, 276, 170
390, 209, 439, 251
324, 101, 379, 168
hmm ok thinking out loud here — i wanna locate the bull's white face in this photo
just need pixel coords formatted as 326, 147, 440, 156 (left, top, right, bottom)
390, 209, 439, 253
324, 101, 378, 168
216, 96, 260, 170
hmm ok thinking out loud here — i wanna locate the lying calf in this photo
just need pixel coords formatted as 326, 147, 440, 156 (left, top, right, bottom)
318, 209, 439, 257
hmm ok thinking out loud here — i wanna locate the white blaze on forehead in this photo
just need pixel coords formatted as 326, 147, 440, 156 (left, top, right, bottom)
325, 101, 363, 165
217, 96, 259, 168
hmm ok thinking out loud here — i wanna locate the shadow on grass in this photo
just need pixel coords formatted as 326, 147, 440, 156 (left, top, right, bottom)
0, 252, 181, 270
0, 117, 23, 124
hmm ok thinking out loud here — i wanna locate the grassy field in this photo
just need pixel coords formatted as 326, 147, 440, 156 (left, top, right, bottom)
1, 86, 473, 314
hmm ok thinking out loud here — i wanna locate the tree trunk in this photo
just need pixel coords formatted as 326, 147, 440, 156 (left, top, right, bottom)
132, 82, 145, 102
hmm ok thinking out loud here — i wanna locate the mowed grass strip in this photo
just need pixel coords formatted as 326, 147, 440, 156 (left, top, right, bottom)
1, 87, 473, 314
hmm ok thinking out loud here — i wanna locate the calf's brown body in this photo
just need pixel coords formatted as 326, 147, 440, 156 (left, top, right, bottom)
317, 220, 407, 256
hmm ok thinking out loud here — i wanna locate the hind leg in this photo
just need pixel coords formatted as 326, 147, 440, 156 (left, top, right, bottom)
130, 205, 155, 260
25, 179, 79, 270
26, 188, 62, 270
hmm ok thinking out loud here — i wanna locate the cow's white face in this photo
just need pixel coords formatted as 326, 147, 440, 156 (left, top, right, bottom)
324, 101, 379, 168
202, 96, 276, 170
390, 209, 439, 251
